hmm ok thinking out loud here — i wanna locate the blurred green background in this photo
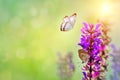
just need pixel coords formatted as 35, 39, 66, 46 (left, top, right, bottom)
0, 0, 120, 80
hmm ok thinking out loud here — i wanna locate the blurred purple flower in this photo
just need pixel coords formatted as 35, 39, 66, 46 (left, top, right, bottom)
57, 52, 75, 80
99, 19, 111, 46
110, 44, 120, 80
97, 19, 111, 79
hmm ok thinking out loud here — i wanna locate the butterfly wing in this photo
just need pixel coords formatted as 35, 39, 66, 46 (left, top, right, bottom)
60, 16, 69, 31
70, 13, 77, 26
63, 22, 73, 31
78, 49, 89, 63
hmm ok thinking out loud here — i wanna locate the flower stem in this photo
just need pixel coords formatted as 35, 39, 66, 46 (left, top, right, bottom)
89, 56, 92, 80
89, 33, 93, 80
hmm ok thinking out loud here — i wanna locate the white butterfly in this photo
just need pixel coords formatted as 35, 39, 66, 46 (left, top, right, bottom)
60, 13, 77, 31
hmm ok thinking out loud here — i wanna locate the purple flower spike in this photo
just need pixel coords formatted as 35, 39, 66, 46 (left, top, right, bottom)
78, 22, 105, 80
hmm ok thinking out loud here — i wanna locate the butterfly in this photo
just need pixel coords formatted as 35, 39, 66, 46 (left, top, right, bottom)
60, 13, 77, 31
78, 49, 89, 63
